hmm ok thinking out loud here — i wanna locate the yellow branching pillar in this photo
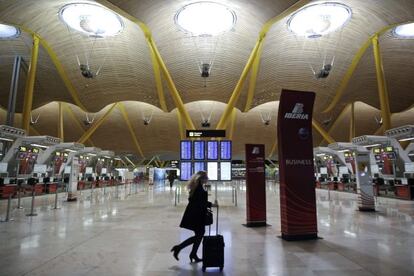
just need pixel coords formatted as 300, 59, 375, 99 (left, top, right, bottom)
372, 35, 392, 133
21, 35, 39, 132
58, 102, 64, 141
350, 102, 355, 142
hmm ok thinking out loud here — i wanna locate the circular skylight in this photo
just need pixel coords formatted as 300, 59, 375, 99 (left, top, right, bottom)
393, 23, 414, 38
0, 24, 20, 39
175, 1, 236, 36
287, 2, 352, 38
59, 3, 124, 37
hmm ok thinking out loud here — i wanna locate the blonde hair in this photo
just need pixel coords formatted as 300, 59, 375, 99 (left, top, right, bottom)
187, 171, 208, 197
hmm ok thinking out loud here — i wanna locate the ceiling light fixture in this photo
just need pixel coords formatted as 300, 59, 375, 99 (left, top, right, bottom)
59, 3, 124, 37
287, 2, 352, 38
174, 1, 236, 36
394, 23, 414, 38
0, 23, 20, 39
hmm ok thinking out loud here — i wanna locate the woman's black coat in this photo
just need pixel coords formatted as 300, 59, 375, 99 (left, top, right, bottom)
180, 183, 212, 232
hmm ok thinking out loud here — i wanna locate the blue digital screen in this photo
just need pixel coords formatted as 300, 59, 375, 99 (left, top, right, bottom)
207, 141, 218, 160
193, 162, 206, 173
180, 140, 192, 160
220, 141, 232, 160
193, 141, 205, 160
180, 162, 192, 181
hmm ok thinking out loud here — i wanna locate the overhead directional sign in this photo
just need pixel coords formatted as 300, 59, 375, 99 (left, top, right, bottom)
186, 130, 226, 138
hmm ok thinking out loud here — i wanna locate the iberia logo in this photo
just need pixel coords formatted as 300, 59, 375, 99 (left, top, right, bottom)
284, 103, 309, 120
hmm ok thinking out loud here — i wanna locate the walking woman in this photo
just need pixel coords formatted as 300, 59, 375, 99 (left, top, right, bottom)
171, 171, 212, 263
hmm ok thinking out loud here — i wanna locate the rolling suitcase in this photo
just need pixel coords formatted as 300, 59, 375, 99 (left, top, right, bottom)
202, 204, 225, 272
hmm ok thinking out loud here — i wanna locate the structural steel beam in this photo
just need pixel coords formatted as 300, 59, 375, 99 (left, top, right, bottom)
30, 126, 41, 136
217, 0, 311, 129
312, 119, 335, 145
350, 102, 355, 141
268, 141, 278, 159
58, 102, 64, 141
64, 104, 95, 146
372, 35, 392, 132
228, 108, 237, 140
77, 103, 118, 144
100, 1, 195, 129
323, 23, 403, 113
318, 103, 351, 146
147, 40, 168, 112
118, 102, 145, 158
14, 26, 87, 111
216, 39, 263, 129
21, 35, 39, 132
124, 156, 137, 168
177, 111, 185, 140
244, 41, 264, 112
148, 37, 195, 129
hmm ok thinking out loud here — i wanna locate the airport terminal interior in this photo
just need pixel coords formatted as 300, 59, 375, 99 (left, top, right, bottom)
1, 0, 414, 275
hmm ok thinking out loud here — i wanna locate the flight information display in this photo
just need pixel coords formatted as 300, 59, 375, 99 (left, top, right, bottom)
193, 141, 205, 160
207, 141, 218, 160
180, 140, 192, 160
207, 162, 218, 181
180, 162, 192, 181
193, 162, 206, 173
220, 162, 232, 181
220, 141, 232, 160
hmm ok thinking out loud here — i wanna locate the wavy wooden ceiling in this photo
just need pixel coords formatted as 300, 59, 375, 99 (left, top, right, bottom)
0, 0, 414, 159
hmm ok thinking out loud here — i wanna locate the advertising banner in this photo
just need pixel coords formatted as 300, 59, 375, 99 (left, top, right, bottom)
67, 156, 80, 201
277, 89, 317, 240
245, 144, 266, 227
354, 152, 375, 211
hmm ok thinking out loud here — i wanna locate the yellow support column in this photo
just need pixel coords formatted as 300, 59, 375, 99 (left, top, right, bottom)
64, 104, 95, 146
177, 111, 185, 140
228, 108, 237, 140
312, 119, 335, 145
372, 35, 392, 132
118, 103, 145, 158
244, 41, 264, 112
58, 102, 64, 141
349, 102, 355, 141
77, 103, 118, 144
216, 38, 263, 129
147, 38, 195, 130
21, 35, 39, 132
147, 40, 168, 112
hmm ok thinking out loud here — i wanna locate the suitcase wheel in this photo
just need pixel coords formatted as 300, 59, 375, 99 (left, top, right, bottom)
202, 266, 206, 272
220, 266, 223, 271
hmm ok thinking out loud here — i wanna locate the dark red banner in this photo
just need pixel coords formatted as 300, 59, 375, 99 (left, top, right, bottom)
277, 89, 318, 240
245, 144, 266, 227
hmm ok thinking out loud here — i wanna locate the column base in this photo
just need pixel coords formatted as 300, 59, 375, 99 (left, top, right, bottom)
280, 233, 319, 241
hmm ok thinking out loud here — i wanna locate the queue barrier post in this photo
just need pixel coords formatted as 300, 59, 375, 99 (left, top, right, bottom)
1, 194, 14, 222
26, 184, 38, 217
53, 183, 61, 210
17, 185, 23, 209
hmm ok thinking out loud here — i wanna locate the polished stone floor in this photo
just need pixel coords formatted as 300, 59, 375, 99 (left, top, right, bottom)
0, 181, 413, 276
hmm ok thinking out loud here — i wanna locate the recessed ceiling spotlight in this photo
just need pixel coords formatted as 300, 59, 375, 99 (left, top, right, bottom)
0, 23, 20, 39
287, 2, 352, 38
174, 1, 236, 36
393, 23, 414, 38
59, 3, 124, 37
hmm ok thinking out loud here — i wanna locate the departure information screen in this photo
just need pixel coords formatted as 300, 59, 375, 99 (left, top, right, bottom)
220, 141, 232, 160
180, 140, 192, 160
180, 162, 192, 181
193, 162, 206, 173
207, 141, 218, 160
207, 162, 218, 181
193, 141, 205, 160
220, 162, 232, 181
